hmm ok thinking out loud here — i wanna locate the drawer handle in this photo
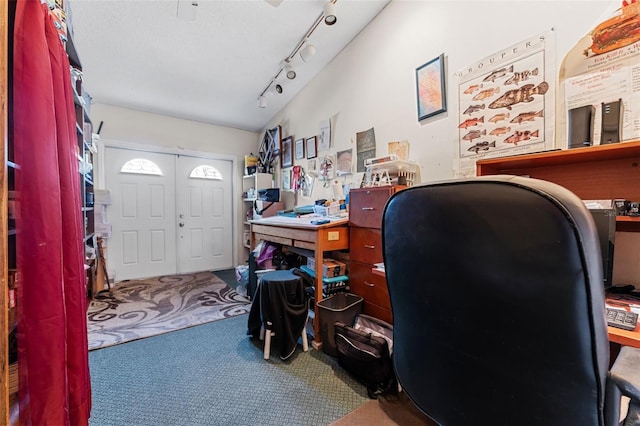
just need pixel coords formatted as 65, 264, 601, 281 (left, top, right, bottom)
361, 207, 375, 211
364, 281, 375, 287
364, 244, 376, 249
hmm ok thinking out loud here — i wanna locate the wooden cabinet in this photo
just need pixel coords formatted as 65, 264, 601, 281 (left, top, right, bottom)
476, 141, 640, 233
348, 186, 404, 323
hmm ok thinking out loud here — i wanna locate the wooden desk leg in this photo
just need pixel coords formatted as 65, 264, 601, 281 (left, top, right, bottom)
312, 244, 324, 350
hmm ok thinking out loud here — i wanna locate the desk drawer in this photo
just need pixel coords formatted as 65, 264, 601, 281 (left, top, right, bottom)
349, 187, 394, 229
349, 260, 390, 310
349, 228, 382, 264
362, 302, 393, 324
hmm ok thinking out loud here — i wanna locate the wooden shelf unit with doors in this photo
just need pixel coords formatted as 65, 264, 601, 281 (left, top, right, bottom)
68, 35, 99, 297
349, 185, 406, 324
476, 140, 640, 348
242, 173, 272, 252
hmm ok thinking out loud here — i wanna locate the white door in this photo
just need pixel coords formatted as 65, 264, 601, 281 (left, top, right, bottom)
176, 155, 233, 273
105, 148, 177, 281
105, 147, 234, 281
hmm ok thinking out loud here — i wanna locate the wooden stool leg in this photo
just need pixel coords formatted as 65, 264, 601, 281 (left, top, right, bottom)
264, 321, 273, 360
301, 330, 309, 352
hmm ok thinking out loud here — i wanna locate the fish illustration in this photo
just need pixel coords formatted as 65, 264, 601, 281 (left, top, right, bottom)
503, 129, 539, 145
482, 65, 514, 83
463, 129, 486, 142
488, 112, 510, 123
504, 68, 539, 85
489, 82, 549, 110
464, 83, 483, 94
472, 87, 500, 101
463, 104, 485, 115
467, 140, 496, 153
458, 116, 484, 129
489, 126, 511, 136
510, 110, 544, 124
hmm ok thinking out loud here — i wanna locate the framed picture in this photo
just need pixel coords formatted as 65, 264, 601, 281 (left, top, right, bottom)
306, 136, 317, 159
295, 138, 305, 160
416, 53, 446, 121
281, 136, 293, 168
281, 169, 291, 190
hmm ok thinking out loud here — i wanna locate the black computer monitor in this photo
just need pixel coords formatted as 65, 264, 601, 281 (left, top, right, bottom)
588, 208, 616, 289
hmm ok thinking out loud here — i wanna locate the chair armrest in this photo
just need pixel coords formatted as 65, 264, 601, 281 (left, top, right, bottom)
610, 346, 640, 401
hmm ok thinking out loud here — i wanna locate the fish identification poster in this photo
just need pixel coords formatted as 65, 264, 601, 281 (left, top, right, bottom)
454, 31, 556, 177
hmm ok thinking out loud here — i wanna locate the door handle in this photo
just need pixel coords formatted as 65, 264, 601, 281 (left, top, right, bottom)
179, 222, 185, 227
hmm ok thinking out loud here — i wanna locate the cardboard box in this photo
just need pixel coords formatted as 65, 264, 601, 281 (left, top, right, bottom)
306, 258, 347, 278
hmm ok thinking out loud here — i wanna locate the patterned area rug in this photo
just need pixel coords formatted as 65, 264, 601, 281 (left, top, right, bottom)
87, 271, 250, 350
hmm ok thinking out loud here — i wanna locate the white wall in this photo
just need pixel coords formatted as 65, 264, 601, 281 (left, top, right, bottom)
91, 103, 259, 267
264, 0, 614, 188
263, 0, 639, 285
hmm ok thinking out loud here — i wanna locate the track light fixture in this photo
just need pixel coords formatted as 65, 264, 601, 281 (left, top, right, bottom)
324, 1, 337, 26
256, 0, 338, 108
284, 61, 296, 80
300, 42, 316, 62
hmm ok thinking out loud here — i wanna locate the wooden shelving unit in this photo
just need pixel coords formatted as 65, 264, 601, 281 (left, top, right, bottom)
477, 141, 640, 347
476, 140, 640, 233
0, 0, 9, 422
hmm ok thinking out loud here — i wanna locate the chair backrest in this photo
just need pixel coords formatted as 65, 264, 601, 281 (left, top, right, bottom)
382, 175, 610, 426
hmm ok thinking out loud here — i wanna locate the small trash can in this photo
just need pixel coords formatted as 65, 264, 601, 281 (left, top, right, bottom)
317, 293, 363, 356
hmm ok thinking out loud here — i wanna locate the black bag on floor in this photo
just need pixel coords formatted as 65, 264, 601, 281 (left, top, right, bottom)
334, 314, 396, 399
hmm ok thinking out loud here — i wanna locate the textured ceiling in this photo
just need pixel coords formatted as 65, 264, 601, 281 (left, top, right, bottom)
68, 0, 390, 132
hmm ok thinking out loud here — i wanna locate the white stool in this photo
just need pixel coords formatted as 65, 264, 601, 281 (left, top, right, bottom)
260, 321, 309, 360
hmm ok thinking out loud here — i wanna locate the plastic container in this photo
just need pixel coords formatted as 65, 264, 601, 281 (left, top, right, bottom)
317, 293, 363, 356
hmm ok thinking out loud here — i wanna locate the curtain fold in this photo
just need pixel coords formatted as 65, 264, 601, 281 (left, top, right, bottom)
13, 1, 91, 424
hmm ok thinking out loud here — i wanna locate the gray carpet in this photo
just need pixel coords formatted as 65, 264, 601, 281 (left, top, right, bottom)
89, 313, 369, 426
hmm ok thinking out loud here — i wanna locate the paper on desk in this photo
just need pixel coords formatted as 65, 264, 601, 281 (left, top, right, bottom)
252, 214, 348, 226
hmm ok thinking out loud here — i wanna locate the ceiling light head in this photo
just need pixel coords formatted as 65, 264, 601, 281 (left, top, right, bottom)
258, 95, 267, 108
324, 1, 337, 26
284, 61, 296, 80
270, 82, 284, 95
300, 43, 316, 62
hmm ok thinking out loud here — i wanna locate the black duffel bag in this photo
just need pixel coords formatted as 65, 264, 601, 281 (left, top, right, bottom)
334, 314, 396, 399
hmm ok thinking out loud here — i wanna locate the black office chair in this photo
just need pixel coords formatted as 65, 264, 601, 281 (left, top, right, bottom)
382, 175, 640, 426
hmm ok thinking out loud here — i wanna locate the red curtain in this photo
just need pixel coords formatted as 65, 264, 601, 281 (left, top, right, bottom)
13, 1, 91, 424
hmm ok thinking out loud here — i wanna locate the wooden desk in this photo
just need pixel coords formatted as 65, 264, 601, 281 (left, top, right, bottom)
250, 216, 349, 349
375, 267, 640, 349
606, 296, 640, 348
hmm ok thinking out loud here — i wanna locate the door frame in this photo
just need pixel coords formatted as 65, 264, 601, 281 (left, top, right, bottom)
97, 139, 239, 272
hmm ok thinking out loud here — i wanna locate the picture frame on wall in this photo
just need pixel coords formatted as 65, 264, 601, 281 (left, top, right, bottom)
295, 138, 305, 160
281, 136, 293, 168
306, 136, 317, 159
416, 53, 447, 121
282, 168, 291, 190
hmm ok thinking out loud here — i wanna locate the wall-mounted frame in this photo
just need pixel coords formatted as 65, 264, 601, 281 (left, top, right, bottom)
295, 138, 305, 160
306, 136, 317, 159
281, 136, 293, 168
416, 53, 446, 121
